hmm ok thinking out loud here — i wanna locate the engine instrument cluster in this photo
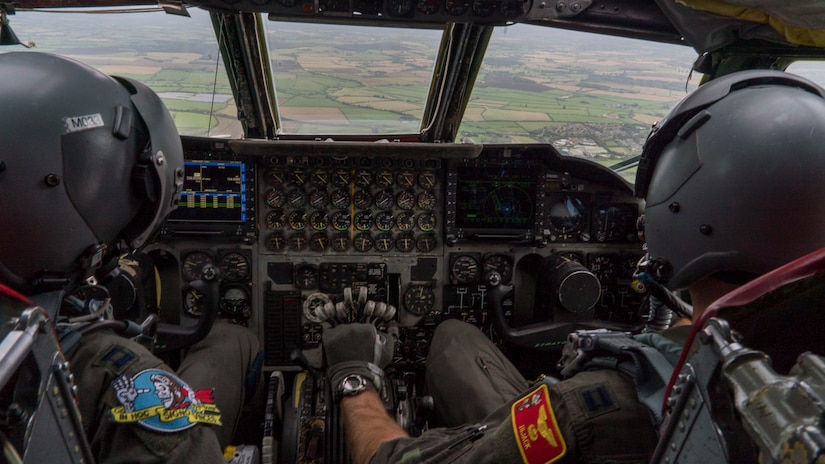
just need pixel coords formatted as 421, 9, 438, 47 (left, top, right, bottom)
147, 138, 646, 370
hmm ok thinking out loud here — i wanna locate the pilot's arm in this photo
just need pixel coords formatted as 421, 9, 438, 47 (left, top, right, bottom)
341, 389, 408, 464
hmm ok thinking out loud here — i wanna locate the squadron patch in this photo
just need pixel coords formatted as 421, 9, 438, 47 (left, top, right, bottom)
110, 369, 221, 432
511, 384, 566, 464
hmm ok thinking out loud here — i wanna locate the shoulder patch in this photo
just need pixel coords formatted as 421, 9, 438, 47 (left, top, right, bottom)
574, 383, 619, 419
110, 369, 221, 433
511, 384, 566, 464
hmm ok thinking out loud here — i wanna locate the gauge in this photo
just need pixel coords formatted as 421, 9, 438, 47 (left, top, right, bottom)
288, 233, 307, 252
265, 167, 285, 188
294, 263, 319, 289
483, 253, 513, 283
376, 169, 394, 188
417, 0, 440, 13
417, 191, 437, 211
353, 189, 373, 210
450, 254, 480, 284
548, 194, 589, 240
330, 189, 351, 209
592, 203, 639, 243
396, 171, 417, 189
416, 234, 437, 252
220, 285, 250, 317
418, 171, 438, 189
374, 189, 394, 210
388, 0, 414, 16
266, 210, 285, 229
558, 251, 584, 263
472, 0, 496, 17
417, 212, 436, 232
308, 189, 329, 209
288, 210, 307, 230
354, 169, 373, 188
311, 168, 329, 187
266, 231, 285, 252
309, 232, 329, 252
288, 167, 308, 187
182, 251, 214, 281
265, 189, 285, 208
375, 211, 394, 231
183, 288, 204, 316
303, 292, 331, 323
286, 188, 308, 208
588, 254, 618, 283
374, 232, 395, 252
331, 232, 351, 252
310, 210, 329, 230
445, 0, 469, 15
395, 233, 416, 253
219, 251, 250, 282
396, 190, 416, 210
396, 211, 415, 231
500, 0, 529, 19
331, 168, 351, 188
354, 210, 374, 231
331, 211, 351, 231
403, 284, 435, 316
353, 232, 374, 252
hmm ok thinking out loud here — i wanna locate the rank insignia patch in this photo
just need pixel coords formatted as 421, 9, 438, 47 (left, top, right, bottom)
110, 369, 221, 432
511, 384, 566, 464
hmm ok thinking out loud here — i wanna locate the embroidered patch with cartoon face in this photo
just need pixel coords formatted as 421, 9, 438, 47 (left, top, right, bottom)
110, 369, 221, 432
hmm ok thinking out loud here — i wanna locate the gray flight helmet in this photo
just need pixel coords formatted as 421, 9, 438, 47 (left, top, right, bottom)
635, 69, 825, 290
0, 52, 183, 291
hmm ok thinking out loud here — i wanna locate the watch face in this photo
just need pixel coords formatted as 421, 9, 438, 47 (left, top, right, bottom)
343, 375, 365, 391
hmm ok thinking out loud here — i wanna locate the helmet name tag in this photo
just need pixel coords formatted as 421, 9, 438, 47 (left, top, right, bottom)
64, 113, 104, 133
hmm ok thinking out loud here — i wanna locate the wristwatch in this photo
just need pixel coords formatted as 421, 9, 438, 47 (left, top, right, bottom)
337, 373, 374, 401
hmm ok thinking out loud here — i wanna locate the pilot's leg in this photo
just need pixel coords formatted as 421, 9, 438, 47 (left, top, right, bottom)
177, 320, 260, 449
425, 319, 528, 426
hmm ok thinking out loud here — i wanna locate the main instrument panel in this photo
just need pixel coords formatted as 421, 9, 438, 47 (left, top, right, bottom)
146, 136, 647, 370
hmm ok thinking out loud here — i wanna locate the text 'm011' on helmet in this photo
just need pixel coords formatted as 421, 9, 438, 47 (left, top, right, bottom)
635, 69, 825, 290
0, 52, 183, 292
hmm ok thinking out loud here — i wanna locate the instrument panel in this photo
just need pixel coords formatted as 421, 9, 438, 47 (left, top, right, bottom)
146, 137, 647, 369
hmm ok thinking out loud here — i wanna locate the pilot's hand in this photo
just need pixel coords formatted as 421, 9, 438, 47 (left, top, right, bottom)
322, 323, 395, 395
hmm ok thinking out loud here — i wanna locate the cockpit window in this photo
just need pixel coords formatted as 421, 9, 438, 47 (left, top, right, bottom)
6, 7, 242, 138
264, 21, 442, 135
460, 24, 700, 178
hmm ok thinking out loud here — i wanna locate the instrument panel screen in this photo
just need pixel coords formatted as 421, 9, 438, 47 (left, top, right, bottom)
168, 160, 250, 224
453, 165, 539, 231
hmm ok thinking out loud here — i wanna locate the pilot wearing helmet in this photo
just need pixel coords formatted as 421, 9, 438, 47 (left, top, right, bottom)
0, 52, 258, 462
323, 69, 825, 463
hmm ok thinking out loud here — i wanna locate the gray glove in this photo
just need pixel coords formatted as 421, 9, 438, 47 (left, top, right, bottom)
323, 323, 395, 394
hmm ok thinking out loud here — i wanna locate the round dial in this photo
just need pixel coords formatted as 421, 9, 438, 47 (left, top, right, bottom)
182, 251, 214, 281
332, 168, 351, 188
294, 263, 319, 289
309, 232, 329, 252
331, 232, 351, 252
353, 189, 373, 210
417, 212, 436, 232
266, 210, 285, 229
265, 167, 285, 188
220, 285, 250, 317
309, 189, 329, 209
183, 288, 204, 316
311, 168, 329, 187
219, 251, 250, 282
374, 232, 395, 252
354, 169, 374, 188
310, 210, 329, 230
354, 210, 374, 231
266, 231, 285, 252
450, 254, 481, 284
395, 233, 416, 253
592, 203, 639, 243
288, 210, 308, 230
418, 171, 438, 189
288, 167, 308, 187
288, 233, 307, 252
548, 195, 588, 238
375, 211, 394, 231
396, 211, 415, 231
483, 253, 513, 283
286, 188, 308, 208
303, 292, 331, 323
417, 190, 437, 210
265, 189, 285, 208
331, 211, 351, 231
416, 234, 437, 252
396, 171, 417, 189
374, 189, 394, 210
330, 189, 351, 209
376, 170, 394, 188
353, 232, 374, 252
396, 190, 416, 210
403, 285, 435, 316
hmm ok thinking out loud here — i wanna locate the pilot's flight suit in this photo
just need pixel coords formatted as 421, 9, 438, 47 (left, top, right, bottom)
69, 320, 259, 463
372, 319, 689, 463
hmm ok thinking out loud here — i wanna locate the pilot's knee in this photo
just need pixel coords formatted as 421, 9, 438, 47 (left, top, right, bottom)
431, 319, 483, 352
